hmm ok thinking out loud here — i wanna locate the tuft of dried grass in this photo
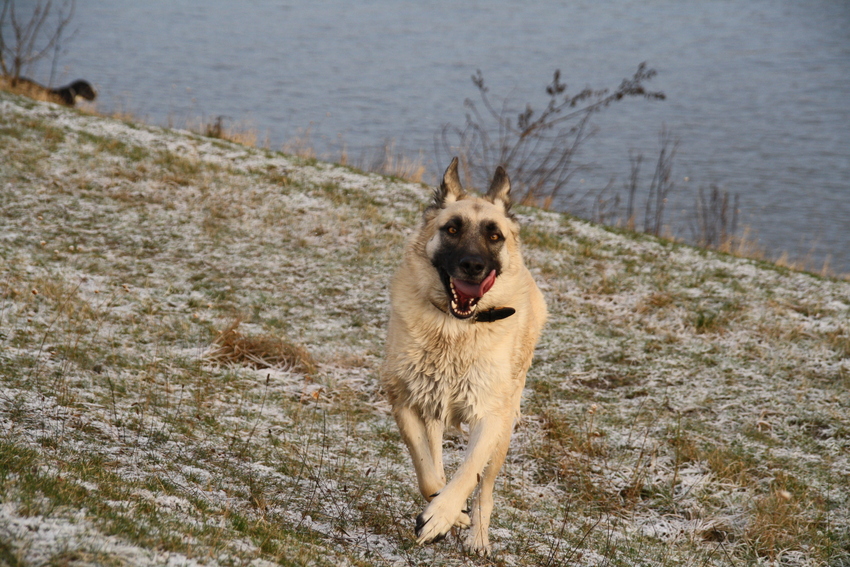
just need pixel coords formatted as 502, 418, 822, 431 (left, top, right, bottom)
744, 478, 821, 561
281, 126, 318, 160
189, 115, 265, 148
360, 140, 426, 183
207, 319, 316, 374
0, 76, 67, 106
635, 291, 675, 314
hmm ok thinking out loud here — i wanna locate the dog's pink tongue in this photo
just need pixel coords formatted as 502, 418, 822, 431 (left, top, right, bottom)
453, 270, 497, 299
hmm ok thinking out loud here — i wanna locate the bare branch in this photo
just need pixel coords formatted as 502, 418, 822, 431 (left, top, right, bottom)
439, 64, 665, 210
643, 128, 678, 236
0, 0, 75, 81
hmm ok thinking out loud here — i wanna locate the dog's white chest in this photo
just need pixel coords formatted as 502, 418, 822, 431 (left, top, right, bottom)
402, 327, 509, 424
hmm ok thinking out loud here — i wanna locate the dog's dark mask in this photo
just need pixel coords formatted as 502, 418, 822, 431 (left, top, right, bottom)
427, 158, 514, 320
432, 215, 504, 319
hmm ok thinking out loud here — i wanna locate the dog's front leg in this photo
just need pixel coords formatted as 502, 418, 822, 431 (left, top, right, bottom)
425, 419, 446, 489
415, 414, 510, 545
464, 422, 513, 556
393, 405, 445, 501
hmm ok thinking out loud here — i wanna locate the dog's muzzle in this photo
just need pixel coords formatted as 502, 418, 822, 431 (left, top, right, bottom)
447, 269, 496, 318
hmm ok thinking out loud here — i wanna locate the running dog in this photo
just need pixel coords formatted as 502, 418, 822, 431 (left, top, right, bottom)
382, 157, 547, 555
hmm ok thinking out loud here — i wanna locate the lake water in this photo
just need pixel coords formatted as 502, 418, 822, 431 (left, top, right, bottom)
38, 0, 850, 274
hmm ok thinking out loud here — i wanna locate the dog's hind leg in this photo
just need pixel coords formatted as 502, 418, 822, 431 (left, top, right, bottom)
394, 405, 445, 501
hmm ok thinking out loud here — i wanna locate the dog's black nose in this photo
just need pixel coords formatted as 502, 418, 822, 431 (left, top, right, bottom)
459, 256, 487, 280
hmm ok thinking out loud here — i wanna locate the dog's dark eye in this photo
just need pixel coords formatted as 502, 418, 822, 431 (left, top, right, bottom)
489, 233, 501, 241
447, 226, 458, 235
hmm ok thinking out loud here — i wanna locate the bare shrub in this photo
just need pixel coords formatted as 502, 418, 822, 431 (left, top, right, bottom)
693, 184, 740, 250
437, 65, 748, 258
0, 0, 75, 82
585, 177, 620, 227
207, 319, 316, 375
624, 151, 643, 231
608, 129, 681, 237
641, 128, 679, 237
438, 63, 665, 208
204, 115, 226, 139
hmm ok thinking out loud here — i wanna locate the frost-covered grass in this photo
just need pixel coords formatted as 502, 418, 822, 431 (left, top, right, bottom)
1, 91, 848, 566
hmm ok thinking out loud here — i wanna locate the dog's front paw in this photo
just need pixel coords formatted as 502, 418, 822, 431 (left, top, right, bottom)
415, 499, 465, 545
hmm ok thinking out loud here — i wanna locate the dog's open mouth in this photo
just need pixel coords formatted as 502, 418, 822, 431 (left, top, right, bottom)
447, 269, 497, 319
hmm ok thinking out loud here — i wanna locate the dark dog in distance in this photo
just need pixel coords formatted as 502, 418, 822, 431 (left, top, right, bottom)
0, 76, 97, 106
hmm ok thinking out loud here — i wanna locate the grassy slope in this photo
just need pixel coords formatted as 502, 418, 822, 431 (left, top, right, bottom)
1, 92, 848, 566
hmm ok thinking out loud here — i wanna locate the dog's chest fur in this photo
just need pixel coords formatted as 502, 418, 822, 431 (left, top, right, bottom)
395, 319, 513, 425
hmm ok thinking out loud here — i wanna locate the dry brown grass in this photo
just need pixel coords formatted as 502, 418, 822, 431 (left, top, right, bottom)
361, 140, 426, 183
720, 227, 850, 280
635, 291, 676, 314
190, 115, 266, 148
744, 473, 826, 560
281, 126, 318, 160
0, 75, 66, 105
207, 319, 316, 374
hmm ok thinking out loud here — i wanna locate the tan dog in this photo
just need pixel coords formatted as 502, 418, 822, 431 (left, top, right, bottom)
382, 157, 547, 555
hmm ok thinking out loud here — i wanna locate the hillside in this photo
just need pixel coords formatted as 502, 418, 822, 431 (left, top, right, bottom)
1, 91, 848, 566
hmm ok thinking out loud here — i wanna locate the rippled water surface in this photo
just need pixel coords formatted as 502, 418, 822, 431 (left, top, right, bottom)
47, 0, 850, 273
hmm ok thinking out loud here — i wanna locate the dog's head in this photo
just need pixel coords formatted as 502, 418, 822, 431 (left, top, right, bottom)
423, 157, 518, 319
70, 80, 97, 101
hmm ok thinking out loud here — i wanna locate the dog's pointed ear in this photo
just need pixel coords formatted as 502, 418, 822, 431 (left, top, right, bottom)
485, 166, 512, 212
433, 157, 464, 208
